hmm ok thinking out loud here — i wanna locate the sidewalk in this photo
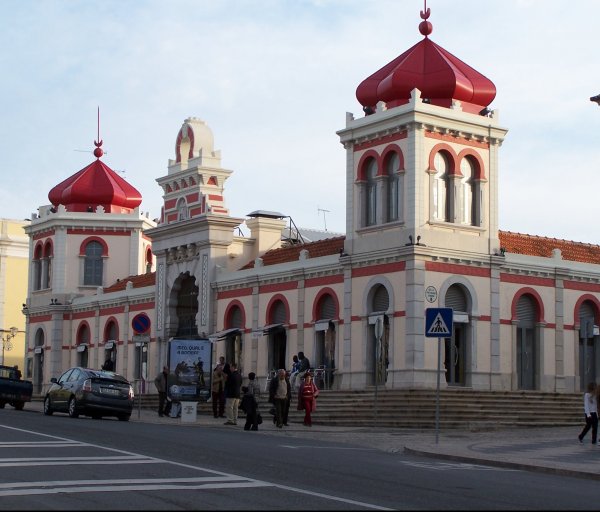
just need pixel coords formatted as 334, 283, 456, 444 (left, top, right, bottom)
28, 400, 600, 481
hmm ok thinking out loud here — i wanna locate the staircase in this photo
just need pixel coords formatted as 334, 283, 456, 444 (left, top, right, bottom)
133, 388, 583, 429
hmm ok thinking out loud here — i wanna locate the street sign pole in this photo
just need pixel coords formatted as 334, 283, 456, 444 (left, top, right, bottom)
425, 307, 453, 446
436, 336, 441, 444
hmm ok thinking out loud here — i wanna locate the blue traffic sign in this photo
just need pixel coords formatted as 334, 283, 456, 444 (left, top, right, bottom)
425, 308, 453, 338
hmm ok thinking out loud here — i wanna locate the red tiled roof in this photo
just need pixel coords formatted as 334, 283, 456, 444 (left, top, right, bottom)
103, 272, 156, 293
100, 233, 600, 291
499, 231, 600, 265
240, 236, 346, 270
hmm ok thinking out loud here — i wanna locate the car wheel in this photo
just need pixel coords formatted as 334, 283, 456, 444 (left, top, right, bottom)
117, 414, 130, 422
43, 397, 53, 415
68, 397, 79, 418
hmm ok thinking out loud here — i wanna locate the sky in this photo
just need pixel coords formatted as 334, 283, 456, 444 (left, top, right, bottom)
1, 0, 600, 243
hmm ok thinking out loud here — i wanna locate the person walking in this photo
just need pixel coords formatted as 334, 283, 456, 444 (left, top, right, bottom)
223, 362, 242, 425
297, 372, 319, 427
579, 382, 598, 444
211, 364, 226, 418
240, 385, 260, 431
269, 369, 291, 428
154, 366, 169, 417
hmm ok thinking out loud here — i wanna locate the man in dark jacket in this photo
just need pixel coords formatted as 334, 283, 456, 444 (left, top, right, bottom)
223, 363, 242, 425
154, 366, 169, 417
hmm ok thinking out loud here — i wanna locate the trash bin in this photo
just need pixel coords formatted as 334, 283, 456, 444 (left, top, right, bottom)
180, 401, 197, 423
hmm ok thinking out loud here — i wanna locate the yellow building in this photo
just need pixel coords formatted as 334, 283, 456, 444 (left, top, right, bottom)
0, 219, 28, 371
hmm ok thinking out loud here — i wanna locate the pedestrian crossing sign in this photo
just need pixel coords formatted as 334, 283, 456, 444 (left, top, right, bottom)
425, 308, 453, 338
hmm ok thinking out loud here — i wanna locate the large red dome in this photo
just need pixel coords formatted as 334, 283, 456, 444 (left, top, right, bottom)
356, 15, 496, 115
48, 159, 142, 213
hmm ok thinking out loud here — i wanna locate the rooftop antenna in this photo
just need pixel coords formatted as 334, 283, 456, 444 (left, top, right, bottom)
318, 207, 330, 232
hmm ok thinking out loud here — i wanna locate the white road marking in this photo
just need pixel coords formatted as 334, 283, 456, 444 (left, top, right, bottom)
0, 424, 391, 509
280, 444, 376, 451
400, 461, 518, 472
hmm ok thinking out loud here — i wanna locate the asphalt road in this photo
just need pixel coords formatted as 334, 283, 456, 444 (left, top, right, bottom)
0, 407, 598, 510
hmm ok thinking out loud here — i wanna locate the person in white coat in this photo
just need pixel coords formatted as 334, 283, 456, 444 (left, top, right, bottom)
578, 382, 598, 445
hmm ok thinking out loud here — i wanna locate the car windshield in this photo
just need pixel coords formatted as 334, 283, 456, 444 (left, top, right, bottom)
86, 369, 128, 383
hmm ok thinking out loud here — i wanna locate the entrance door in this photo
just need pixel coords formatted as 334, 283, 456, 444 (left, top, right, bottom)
517, 327, 535, 390
444, 324, 465, 386
268, 328, 287, 372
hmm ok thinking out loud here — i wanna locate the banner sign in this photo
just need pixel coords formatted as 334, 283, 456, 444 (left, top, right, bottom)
167, 339, 212, 402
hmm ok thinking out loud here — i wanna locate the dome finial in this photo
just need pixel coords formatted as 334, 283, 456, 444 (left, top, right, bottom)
93, 106, 104, 159
419, 0, 433, 37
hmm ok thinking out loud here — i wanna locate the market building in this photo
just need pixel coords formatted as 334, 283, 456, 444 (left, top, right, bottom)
22, 6, 600, 396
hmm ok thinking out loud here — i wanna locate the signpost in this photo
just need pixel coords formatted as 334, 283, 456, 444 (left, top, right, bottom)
425, 307, 453, 444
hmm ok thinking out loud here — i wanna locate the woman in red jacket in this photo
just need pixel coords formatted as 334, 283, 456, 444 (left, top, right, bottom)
297, 372, 319, 426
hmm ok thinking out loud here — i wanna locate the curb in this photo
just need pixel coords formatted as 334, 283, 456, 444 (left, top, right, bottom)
403, 446, 600, 482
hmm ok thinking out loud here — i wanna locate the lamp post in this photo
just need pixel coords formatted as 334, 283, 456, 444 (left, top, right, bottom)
1, 327, 18, 366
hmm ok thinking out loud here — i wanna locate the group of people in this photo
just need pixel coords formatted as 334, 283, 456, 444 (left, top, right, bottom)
154, 354, 320, 428
268, 366, 319, 427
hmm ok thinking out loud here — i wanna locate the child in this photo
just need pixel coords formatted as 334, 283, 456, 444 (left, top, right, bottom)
240, 386, 260, 431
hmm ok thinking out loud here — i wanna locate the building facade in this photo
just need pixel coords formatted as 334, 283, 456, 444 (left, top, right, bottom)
23, 7, 600, 396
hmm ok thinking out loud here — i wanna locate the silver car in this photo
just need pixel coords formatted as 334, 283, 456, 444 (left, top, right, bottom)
43, 367, 134, 421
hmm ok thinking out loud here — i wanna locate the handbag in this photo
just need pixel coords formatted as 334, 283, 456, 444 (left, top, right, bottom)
257, 412, 263, 425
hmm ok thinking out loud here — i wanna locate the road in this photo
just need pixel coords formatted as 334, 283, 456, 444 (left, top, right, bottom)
0, 407, 597, 510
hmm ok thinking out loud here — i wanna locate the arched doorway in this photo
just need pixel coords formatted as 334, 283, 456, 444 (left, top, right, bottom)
579, 301, 599, 391
314, 293, 337, 389
367, 284, 389, 386
176, 273, 199, 337
516, 294, 538, 390
104, 320, 118, 371
76, 323, 90, 368
267, 300, 287, 372
444, 284, 470, 386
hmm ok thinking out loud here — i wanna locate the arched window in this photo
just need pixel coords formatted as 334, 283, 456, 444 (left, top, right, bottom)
84, 241, 104, 286
460, 157, 477, 226
145, 247, 153, 274
42, 242, 53, 289
33, 245, 42, 291
385, 152, 401, 223
365, 159, 378, 227
433, 152, 450, 222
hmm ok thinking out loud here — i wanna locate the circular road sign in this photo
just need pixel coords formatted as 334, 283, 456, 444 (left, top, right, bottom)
425, 286, 438, 303
132, 313, 151, 334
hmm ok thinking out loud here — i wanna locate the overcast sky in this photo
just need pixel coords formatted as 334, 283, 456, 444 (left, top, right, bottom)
2, 0, 599, 244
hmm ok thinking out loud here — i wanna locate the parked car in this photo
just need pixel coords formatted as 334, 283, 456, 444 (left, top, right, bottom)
43, 367, 134, 421
0, 364, 32, 410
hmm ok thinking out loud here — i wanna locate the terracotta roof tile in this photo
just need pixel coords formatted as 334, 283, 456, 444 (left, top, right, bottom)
104, 272, 156, 293
240, 236, 346, 269
499, 231, 600, 265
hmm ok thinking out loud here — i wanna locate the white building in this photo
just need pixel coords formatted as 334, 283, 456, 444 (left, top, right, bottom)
23, 7, 600, 395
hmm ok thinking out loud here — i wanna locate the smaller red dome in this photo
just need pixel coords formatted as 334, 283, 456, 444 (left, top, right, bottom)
48, 159, 142, 213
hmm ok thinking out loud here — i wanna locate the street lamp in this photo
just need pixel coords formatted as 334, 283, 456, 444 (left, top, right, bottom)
1, 327, 18, 366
